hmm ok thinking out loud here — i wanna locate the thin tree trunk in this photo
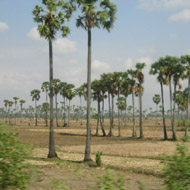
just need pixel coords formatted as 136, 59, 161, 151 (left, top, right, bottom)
14, 104, 17, 126
55, 95, 59, 127
84, 27, 92, 162
108, 92, 113, 136
64, 96, 66, 126
99, 98, 106, 136
160, 82, 168, 140
102, 96, 105, 126
172, 83, 177, 140
185, 76, 190, 135
132, 90, 136, 137
111, 95, 114, 129
48, 38, 57, 158
139, 86, 143, 138
169, 79, 173, 138
68, 100, 71, 127
46, 91, 48, 127
96, 101, 99, 136
35, 100, 38, 126
80, 96, 83, 125
125, 96, 127, 129
156, 104, 158, 125
118, 86, 121, 137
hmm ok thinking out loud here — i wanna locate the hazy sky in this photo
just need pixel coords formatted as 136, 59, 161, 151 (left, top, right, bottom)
0, 0, 190, 111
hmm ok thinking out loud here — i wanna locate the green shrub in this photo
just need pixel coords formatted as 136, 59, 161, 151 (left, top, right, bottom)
96, 152, 102, 167
0, 123, 32, 189
181, 135, 190, 142
162, 144, 190, 190
96, 169, 126, 190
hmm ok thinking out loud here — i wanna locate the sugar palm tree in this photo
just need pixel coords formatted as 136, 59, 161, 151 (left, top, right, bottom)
42, 102, 50, 126
150, 59, 168, 140
30, 89, 41, 126
135, 62, 146, 138
73, 0, 116, 161
13, 97, 19, 125
41, 81, 50, 127
19, 99, 26, 124
8, 101, 14, 125
4, 99, 9, 123
33, 0, 74, 158
53, 78, 61, 127
181, 55, 190, 135
153, 94, 160, 124
128, 69, 137, 137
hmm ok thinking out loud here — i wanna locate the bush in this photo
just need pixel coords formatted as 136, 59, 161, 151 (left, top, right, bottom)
96, 152, 102, 167
162, 144, 190, 190
0, 123, 32, 189
96, 169, 126, 190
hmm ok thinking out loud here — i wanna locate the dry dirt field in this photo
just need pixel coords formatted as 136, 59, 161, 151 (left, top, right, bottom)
2, 118, 189, 190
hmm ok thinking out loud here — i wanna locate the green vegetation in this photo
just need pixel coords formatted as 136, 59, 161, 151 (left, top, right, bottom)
163, 144, 190, 190
0, 123, 32, 190
96, 152, 102, 167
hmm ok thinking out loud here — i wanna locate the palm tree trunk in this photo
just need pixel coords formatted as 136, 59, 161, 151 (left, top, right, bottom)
160, 82, 167, 140
118, 86, 121, 137
48, 38, 57, 158
172, 83, 177, 140
139, 86, 143, 138
84, 27, 92, 162
108, 92, 113, 136
132, 90, 136, 137
45, 91, 48, 127
68, 100, 71, 127
55, 95, 59, 127
64, 96, 66, 126
80, 96, 83, 125
111, 95, 114, 129
185, 76, 190, 135
96, 101, 99, 136
35, 100, 38, 126
169, 79, 174, 139
125, 96, 127, 129
102, 96, 105, 126
99, 99, 106, 136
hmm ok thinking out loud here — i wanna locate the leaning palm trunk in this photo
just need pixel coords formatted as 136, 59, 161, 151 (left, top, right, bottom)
96, 101, 99, 136
48, 38, 57, 158
139, 86, 143, 138
84, 27, 92, 162
132, 90, 136, 137
169, 79, 174, 139
99, 100, 106, 136
186, 76, 190, 135
172, 83, 177, 140
160, 82, 168, 140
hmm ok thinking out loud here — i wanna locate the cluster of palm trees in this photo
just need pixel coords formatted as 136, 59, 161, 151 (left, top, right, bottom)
150, 55, 190, 140
3, 98, 26, 125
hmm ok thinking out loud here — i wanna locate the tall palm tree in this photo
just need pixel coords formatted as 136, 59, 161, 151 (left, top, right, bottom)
4, 100, 9, 124
19, 99, 26, 124
53, 78, 61, 127
66, 83, 75, 127
181, 55, 190, 135
13, 97, 19, 126
41, 81, 50, 127
152, 94, 161, 124
135, 62, 146, 138
33, 0, 74, 158
128, 69, 137, 137
73, 0, 116, 161
30, 89, 41, 126
150, 60, 168, 140
8, 101, 13, 125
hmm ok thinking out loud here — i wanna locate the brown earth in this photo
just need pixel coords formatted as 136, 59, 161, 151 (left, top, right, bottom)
2, 118, 188, 190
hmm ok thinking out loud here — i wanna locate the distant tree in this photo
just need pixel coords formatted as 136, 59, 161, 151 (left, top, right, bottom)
153, 94, 161, 124
3, 100, 9, 123
30, 89, 40, 126
13, 97, 19, 125
19, 99, 26, 124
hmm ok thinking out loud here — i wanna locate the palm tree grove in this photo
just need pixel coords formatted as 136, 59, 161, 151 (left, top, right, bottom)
1, 0, 190, 189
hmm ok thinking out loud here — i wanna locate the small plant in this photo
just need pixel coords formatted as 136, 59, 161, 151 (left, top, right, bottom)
96, 169, 126, 190
96, 152, 102, 167
137, 181, 145, 190
0, 123, 32, 189
181, 135, 190, 142
162, 144, 190, 190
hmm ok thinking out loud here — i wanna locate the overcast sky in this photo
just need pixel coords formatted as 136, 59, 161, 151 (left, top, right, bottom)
0, 0, 190, 111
